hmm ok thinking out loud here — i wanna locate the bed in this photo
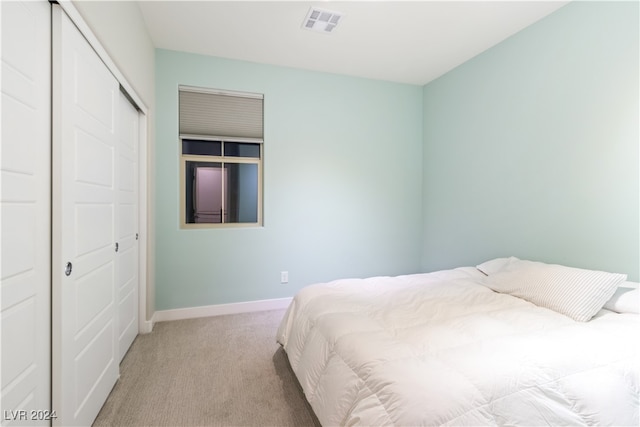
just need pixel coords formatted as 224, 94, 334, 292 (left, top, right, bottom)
276, 257, 639, 426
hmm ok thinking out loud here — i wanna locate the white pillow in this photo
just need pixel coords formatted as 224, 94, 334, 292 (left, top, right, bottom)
476, 256, 520, 276
483, 259, 627, 322
603, 282, 639, 314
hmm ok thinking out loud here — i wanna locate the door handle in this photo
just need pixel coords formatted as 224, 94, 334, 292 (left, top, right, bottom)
65, 262, 73, 276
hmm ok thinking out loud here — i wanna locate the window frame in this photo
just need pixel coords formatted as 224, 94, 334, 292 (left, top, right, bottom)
179, 135, 263, 229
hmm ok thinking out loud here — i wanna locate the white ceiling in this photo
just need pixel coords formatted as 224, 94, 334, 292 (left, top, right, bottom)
138, 1, 570, 86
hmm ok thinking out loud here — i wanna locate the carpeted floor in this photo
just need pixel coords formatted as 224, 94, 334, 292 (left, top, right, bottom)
93, 309, 320, 427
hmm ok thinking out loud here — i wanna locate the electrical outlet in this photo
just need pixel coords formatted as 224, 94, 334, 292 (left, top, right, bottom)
280, 271, 289, 284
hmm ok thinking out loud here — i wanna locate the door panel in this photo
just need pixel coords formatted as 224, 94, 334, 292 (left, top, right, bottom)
52, 7, 119, 426
75, 130, 114, 187
0, 1, 51, 425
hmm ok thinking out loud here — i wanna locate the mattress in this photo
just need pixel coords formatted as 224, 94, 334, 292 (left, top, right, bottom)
276, 266, 639, 426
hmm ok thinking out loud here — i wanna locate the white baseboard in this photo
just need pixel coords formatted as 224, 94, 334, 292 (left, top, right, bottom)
152, 297, 293, 323
139, 319, 154, 334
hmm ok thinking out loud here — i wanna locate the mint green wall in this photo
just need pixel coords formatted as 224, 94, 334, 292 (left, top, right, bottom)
156, 1, 639, 311
422, 1, 639, 281
155, 50, 424, 310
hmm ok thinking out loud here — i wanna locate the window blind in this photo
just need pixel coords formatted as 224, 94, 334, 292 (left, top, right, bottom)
179, 86, 264, 141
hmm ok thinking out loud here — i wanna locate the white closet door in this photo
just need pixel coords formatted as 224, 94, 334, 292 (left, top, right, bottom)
52, 7, 119, 426
117, 92, 139, 361
0, 1, 51, 425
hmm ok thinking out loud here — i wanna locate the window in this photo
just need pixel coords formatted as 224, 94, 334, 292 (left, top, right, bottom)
179, 86, 263, 227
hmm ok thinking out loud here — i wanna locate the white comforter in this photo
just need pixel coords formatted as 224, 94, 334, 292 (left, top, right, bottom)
276, 267, 639, 426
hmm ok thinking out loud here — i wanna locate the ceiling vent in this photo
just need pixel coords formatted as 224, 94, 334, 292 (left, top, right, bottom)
302, 7, 343, 34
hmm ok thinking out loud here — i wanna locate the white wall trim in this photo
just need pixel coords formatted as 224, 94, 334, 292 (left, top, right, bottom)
139, 319, 154, 334
137, 108, 149, 333
153, 297, 293, 323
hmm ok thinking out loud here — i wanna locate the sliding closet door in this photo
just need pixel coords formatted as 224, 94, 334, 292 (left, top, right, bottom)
52, 7, 119, 426
0, 1, 51, 424
117, 92, 140, 361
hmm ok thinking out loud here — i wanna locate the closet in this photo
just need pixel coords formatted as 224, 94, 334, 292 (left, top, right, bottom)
1, 2, 146, 426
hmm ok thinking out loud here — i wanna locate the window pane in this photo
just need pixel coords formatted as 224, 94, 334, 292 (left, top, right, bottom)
224, 142, 260, 158
182, 139, 222, 156
186, 161, 223, 223
225, 163, 259, 223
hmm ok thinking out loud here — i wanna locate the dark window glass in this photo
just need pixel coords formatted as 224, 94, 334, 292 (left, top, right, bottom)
185, 161, 258, 224
182, 139, 222, 156
224, 142, 261, 158
225, 163, 258, 223
186, 161, 224, 224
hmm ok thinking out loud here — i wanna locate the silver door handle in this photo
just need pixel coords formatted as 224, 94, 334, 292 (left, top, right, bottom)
65, 262, 73, 276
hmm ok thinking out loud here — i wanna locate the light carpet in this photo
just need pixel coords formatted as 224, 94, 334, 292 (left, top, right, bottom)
93, 309, 320, 427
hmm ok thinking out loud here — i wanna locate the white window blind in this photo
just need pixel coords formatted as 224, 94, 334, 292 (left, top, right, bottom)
179, 86, 264, 140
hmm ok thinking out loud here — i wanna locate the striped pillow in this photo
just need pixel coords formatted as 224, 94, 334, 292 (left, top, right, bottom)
483, 260, 626, 321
